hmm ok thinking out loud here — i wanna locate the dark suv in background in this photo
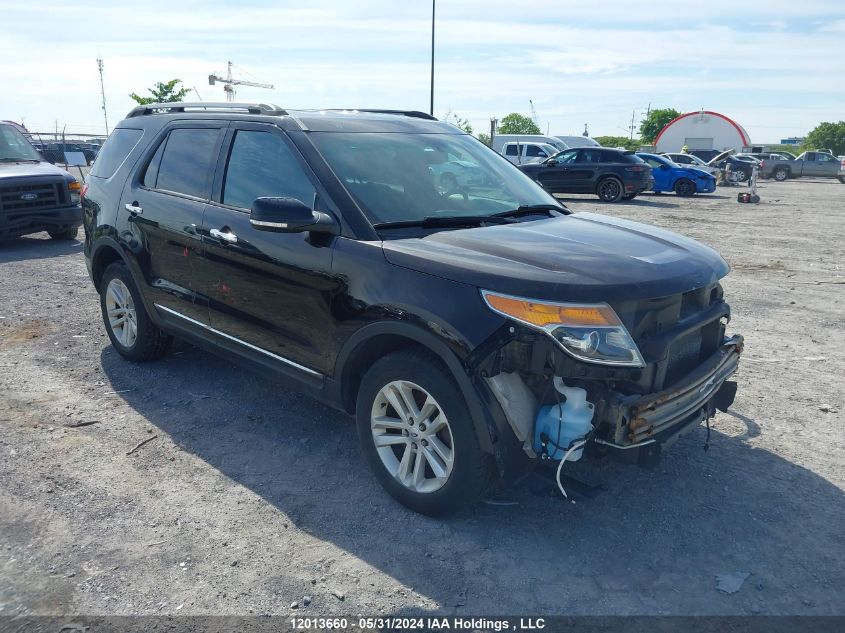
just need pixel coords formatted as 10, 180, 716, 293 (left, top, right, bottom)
0, 122, 82, 241
82, 102, 741, 516
516, 147, 654, 202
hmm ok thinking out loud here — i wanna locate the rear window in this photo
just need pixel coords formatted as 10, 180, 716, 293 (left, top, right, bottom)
616, 152, 644, 163
89, 128, 143, 179
153, 128, 221, 198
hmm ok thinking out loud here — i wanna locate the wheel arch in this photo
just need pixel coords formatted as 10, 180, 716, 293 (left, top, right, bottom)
90, 238, 129, 292
335, 321, 496, 453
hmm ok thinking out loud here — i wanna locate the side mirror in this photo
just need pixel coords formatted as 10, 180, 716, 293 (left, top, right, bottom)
249, 197, 338, 235
660, 164, 670, 170
543, 158, 556, 166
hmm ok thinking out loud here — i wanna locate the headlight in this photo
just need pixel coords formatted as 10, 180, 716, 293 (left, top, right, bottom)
481, 290, 645, 367
68, 180, 81, 204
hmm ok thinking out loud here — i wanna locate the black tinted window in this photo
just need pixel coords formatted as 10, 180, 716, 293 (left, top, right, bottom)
222, 130, 315, 209
89, 128, 143, 178
154, 128, 220, 198
504, 145, 518, 156
525, 145, 545, 157
143, 140, 166, 189
577, 149, 602, 163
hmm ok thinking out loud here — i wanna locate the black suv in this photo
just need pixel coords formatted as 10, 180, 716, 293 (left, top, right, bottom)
0, 123, 82, 241
516, 147, 655, 202
83, 103, 742, 516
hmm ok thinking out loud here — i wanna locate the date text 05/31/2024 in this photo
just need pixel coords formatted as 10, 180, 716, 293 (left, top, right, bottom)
290, 617, 546, 631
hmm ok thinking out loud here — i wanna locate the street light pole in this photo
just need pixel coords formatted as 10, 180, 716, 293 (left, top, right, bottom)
430, 0, 435, 116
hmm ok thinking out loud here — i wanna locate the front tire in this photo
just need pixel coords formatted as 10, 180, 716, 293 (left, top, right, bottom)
48, 227, 79, 240
356, 349, 495, 516
774, 167, 789, 182
596, 177, 624, 202
734, 169, 749, 182
99, 262, 172, 362
674, 178, 696, 197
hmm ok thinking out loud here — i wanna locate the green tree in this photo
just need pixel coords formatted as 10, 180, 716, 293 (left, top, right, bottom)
443, 110, 473, 134
639, 107, 681, 144
802, 121, 845, 155
476, 132, 491, 147
593, 135, 640, 151
129, 79, 191, 105
498, 113, 541, 135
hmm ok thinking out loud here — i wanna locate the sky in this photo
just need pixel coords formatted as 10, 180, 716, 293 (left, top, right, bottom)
2, 0, 843, 142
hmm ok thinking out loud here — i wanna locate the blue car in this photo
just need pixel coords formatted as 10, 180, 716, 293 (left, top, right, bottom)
636, 153, 716, 197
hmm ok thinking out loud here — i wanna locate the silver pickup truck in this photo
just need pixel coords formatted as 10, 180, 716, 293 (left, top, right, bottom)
766, 151, 844, 182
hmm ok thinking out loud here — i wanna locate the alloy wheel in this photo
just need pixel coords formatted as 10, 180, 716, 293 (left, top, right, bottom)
105, 278, 138, 348
598, 179, 621, 201
370, 380, 455, 493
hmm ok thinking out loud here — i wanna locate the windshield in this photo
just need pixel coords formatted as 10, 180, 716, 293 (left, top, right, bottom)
0, 125, 42, 161
685, 154, 707, 165
309, 132, 560, 224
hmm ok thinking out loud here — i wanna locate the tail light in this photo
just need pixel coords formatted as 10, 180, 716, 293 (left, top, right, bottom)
624, 165, 647, 172
80, 183, 88, 202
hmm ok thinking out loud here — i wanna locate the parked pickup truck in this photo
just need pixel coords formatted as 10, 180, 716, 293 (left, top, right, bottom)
765, 151, 843, 182
0, 122, 82, 240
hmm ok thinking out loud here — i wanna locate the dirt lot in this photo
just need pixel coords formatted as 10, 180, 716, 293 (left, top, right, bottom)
1, 178, 843, 618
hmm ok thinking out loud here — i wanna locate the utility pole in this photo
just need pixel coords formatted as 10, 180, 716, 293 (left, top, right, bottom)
430, 0, 436, 116
97, 58, 109, 135
489, 118, 498, 148
629, 109, 636, 140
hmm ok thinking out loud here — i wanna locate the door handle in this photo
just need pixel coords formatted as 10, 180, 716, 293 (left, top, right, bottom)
124, 202, 143, 215
209, 228, 238, 244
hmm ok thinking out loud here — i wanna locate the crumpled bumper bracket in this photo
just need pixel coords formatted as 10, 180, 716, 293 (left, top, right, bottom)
604, 334, 743, 448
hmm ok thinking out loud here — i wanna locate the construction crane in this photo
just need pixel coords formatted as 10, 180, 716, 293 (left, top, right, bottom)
208, 61, 274, 102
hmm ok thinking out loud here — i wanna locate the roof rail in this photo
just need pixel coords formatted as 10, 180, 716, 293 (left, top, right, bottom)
126, 102, 288, 118
326, 109, 438, 121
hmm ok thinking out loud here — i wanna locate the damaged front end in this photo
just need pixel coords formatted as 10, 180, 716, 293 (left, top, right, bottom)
468, 282, 743, 479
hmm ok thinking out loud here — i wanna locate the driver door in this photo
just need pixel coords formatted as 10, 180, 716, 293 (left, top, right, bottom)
536, 149, 578, 192
196, 123, 341, 377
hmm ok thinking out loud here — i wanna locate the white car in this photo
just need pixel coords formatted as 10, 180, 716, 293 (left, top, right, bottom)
661, 152, 720, 177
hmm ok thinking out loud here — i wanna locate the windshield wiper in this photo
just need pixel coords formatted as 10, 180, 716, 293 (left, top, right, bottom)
494, 203, 568, 218
0, 157, 40, 163
373, 215, 516, 230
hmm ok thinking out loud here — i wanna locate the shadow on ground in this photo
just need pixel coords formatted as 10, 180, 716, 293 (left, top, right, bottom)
100, 343, 845, 614
0, 235, 82, 262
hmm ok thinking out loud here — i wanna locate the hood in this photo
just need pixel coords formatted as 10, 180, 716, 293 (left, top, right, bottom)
685, 167, 715, 179
0, 160, 75, 181
707, 149, 735, 166
381, 212, 729, 302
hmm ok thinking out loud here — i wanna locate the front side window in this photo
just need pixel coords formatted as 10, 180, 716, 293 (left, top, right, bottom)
504, 144, 518, 156
222, 130, 316, 210
153, 128, 221, 198
310, 132, 559, 225
525, 145, 546, 157
553, 150, 578, 165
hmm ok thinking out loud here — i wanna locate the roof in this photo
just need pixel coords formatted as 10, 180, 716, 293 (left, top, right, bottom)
123, 102, 455, 134
654, 111, 750, 147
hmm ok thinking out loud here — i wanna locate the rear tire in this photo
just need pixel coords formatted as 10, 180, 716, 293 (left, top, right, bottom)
48, 227, 79, 240
838, 176, 844, 184
356, 349, 495, 516
99, 262, 172, 362
596, 177, 624, 202
774, 167, 789, 182
674, 178, 696, 197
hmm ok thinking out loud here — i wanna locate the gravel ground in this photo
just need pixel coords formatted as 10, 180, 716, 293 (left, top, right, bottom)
0, 177, 843, 618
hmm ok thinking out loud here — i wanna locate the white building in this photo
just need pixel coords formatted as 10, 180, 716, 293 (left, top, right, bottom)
654, 110, 750, 154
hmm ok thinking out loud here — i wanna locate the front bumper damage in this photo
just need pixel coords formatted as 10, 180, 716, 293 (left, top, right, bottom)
477, 330, 743, 479
593, 334, 742, 466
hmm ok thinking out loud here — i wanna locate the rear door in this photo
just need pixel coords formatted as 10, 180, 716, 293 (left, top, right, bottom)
571, 148, 603, 191
120, 122, 225, 323
196, 122, 340, 378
